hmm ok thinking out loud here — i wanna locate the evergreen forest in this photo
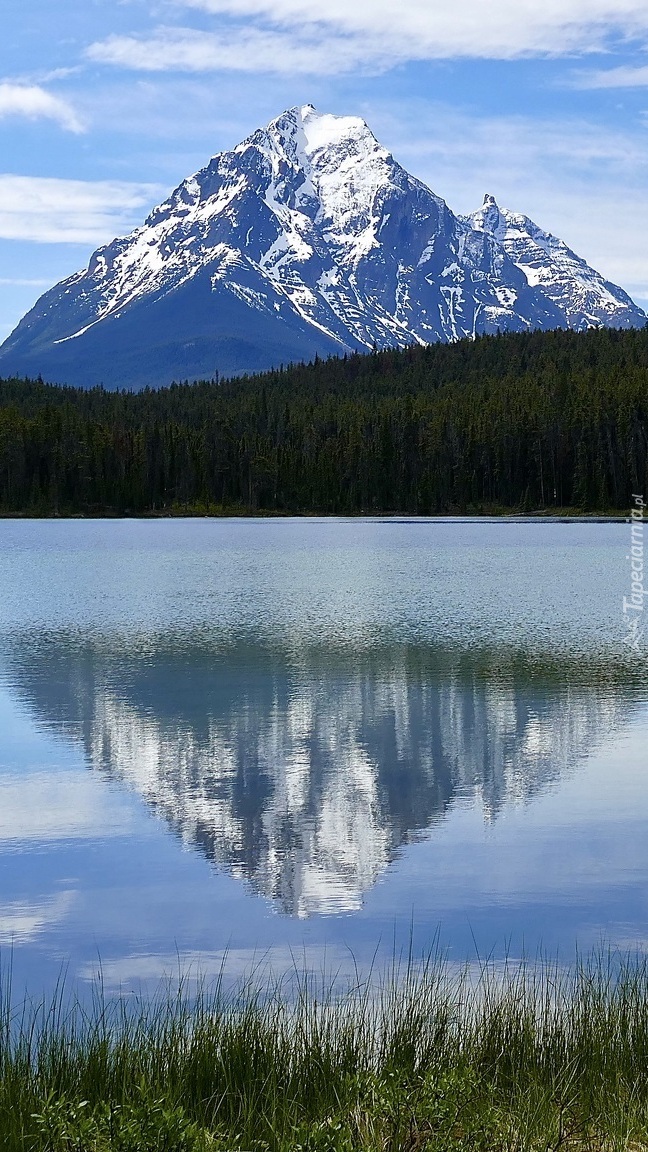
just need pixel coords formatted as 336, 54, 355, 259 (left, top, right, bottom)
0, 326, 646, 516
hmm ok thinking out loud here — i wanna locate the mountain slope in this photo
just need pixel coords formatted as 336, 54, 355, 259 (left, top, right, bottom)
0, 105, 644, 390
468, 194, 643, 330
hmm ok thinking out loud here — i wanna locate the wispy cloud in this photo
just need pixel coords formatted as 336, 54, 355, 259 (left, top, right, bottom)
78, 945, 370, 991
573, 63, 648, 88
86, 25, 389, 75
0, 82, 84, 132
0, 770, 137, 842
0, 277, 53, 286
144, 0, 648, 67
0, 892, 76, 945
0, 175, 164, 243
386, 107, 648, 191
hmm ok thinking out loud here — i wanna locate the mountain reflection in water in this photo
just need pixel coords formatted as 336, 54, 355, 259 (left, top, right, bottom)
5, 637, 631, 919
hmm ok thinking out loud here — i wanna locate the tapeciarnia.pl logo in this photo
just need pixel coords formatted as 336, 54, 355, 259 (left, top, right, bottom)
622, 494, 646, 653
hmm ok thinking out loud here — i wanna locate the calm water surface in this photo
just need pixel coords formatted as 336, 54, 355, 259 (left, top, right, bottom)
0, 518, 647, 994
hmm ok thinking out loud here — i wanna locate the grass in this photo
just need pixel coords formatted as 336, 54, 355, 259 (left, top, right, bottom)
2, 952, 648, 1151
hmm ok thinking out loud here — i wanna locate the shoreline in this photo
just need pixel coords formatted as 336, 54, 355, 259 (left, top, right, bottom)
0, 511, 632, 523
3, 953, 648, 1151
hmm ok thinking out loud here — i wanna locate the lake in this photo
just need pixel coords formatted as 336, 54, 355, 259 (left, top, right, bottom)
0, 518, 646, 996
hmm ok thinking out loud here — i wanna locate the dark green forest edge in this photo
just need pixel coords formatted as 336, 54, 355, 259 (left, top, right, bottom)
1, 327, 647, 516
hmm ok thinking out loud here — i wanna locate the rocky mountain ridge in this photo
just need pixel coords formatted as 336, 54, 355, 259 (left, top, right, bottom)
0, 104, 643, 389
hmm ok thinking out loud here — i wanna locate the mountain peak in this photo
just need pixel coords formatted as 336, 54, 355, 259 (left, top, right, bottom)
469, 193, 507, 240
468, 198, 641, 328
0, 105, 644, 389
259, 104, 384, 170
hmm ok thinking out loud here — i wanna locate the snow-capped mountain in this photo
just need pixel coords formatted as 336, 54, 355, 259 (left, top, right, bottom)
468, 194, 642, 331
0, 105, 644, 389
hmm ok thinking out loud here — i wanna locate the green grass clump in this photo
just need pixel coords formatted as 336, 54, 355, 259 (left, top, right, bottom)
2, 952, 648, 1151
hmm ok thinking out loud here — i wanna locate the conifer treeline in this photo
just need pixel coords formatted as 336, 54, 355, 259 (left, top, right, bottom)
0, 327, 647, 515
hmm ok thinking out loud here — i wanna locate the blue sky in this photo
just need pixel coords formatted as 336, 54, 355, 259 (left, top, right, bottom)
2, 0, 648, 340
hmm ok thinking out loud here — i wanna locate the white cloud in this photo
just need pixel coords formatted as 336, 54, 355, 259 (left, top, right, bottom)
0, 771, 136, 842
0, 83, 84, 133
574, 63, 648, 87
387, 108, 647, 196
0, 175, 164, 243
0, 277, 52, 286
0, 892, 76, 945
78, 945, 370, 990
86, 25, 386, 75
156, 0, 648, 65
